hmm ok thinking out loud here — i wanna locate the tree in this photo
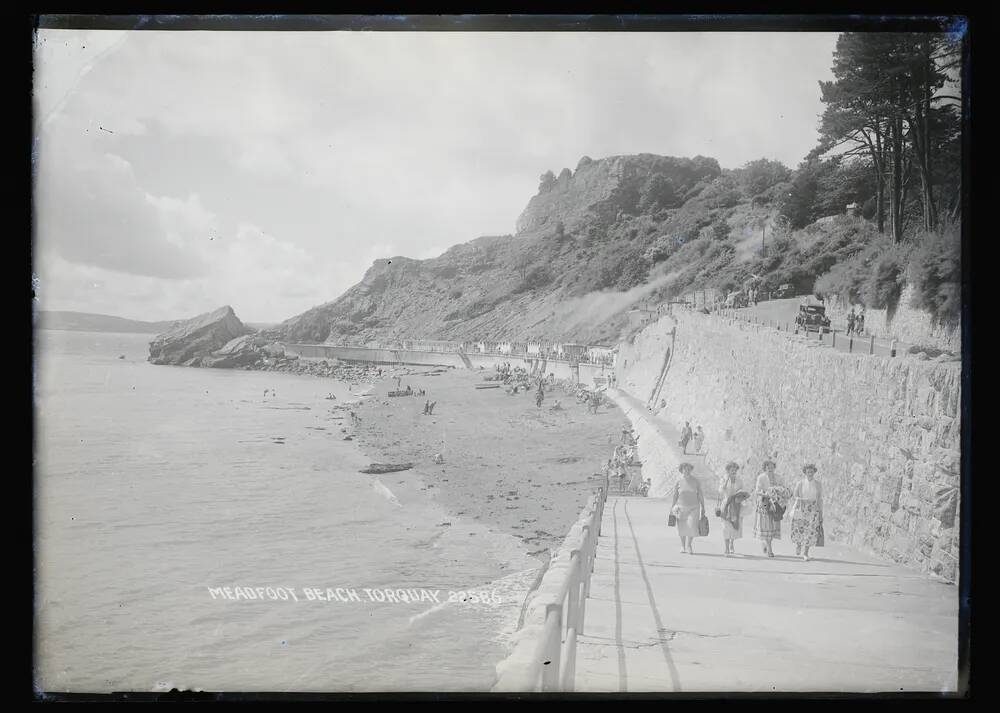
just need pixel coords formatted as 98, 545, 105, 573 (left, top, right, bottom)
815, 31, 963, 241
538, 170, 556, 193
514, 251, 532, 281
735, 159, 792, 197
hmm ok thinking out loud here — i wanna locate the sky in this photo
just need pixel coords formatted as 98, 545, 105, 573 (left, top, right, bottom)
33, 29, 838, 323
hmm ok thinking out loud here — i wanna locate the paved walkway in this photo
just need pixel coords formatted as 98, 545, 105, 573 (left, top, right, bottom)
573, 498, 958, 693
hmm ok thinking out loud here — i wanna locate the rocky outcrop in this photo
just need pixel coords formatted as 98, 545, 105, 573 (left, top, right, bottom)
148, 306, 252, 366
266, 154, 724, 347
202, 334, 262, 368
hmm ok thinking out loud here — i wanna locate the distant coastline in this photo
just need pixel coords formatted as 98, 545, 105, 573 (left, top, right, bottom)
36, 310, 275, 334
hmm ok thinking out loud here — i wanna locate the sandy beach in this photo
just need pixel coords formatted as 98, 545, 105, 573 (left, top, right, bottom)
351, 366, 630, 558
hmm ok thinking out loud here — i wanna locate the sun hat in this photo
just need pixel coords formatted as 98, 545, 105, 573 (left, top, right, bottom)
762, 459, 776, 469
725, 461, 740, 471
802, 463, 817, 473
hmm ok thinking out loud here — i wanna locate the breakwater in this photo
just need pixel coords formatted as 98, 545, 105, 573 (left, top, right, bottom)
282, 343, 614, 385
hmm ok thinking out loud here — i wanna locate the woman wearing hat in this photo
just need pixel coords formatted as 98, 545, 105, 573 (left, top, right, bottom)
716, 462, 749, 556
752, 459, 782, 557
789, 463, 824, 560
670, 462, 705, 554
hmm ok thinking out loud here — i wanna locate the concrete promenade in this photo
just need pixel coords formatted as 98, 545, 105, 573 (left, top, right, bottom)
574, 496, 957, 692
573, 393, 959, 692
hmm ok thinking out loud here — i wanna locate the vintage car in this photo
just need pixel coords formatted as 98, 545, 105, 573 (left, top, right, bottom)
795, 303, 832, 333
773, 283, 795, 299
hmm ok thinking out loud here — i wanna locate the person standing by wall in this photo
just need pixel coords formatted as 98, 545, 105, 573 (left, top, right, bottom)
679, 422, 693, 454
789, 463, 824, 560
693, 426, 705, 454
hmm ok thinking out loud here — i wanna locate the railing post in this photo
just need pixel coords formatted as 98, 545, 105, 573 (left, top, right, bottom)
849, 336, 853, 353
870, 334, 875, 355
890, 338, 897, 357
541, 603, 562, 691
831, 330, 836, 348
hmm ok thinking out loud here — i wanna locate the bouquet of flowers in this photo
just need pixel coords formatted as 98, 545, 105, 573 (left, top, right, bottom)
761, 484, 791, 520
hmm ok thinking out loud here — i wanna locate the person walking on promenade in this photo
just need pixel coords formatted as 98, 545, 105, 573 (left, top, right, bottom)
716, 462, 749, 556
846, 308, 856, 336
856, 309, 866, 336
752, 459, 783, 558
670, 462, 705, 554
679, 422, 693, 454
789, 463, 824, 560
693, 426, 705, 454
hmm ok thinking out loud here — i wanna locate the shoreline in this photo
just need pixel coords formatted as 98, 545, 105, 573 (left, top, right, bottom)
350, 367, 629, 561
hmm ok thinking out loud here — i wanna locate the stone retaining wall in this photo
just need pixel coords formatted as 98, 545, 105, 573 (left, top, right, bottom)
826, 284, 960, 353
615, 311, 961, 582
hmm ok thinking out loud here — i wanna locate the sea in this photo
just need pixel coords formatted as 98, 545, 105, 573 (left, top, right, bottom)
34, 330, 540, 693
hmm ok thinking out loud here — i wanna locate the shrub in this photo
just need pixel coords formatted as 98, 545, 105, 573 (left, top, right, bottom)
907, 222, 961, 325
864, 250, 908, 310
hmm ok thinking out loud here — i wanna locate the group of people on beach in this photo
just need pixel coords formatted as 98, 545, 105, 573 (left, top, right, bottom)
604, 427, 649, 496
669, 459, 824, 560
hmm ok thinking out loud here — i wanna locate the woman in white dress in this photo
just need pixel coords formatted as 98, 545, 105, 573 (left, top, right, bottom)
670, 462, 706, 554
693, 426, 705, 453
716, 462, 747, 556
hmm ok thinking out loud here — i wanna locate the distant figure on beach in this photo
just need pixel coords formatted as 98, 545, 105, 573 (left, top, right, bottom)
670, 462, 705, 554
428, 401, 437, 415
693, 426, 704, 453
264, 389, 269, 398
535, 389, 544, 408
679, 422, 693, 454
550, 399, 562, 411
423, 400, 430, 415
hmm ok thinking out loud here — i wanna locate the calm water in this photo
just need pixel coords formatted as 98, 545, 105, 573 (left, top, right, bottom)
34, 330, 538, 692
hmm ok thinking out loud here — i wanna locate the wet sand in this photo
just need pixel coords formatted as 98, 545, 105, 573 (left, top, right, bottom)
352, 366, 629, 557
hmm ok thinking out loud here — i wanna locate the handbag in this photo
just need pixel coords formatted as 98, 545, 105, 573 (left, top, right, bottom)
668, 513, 677, 527
698, 513, 710, 537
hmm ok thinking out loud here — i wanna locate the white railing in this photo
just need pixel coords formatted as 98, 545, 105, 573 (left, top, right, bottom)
522, 475, 609, 692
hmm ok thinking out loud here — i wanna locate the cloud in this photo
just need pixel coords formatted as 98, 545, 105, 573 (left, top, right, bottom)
33, 28, 840, 322
34, 140, 210, 279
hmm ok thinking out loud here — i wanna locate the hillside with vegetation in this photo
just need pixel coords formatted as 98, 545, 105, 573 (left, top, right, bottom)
268, 31, 962, 347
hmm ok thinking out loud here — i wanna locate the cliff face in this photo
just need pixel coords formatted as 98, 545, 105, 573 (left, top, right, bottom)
148, 305, 253, 366
269, 154, 723, 346
268, 151, 957, 350
616, 311, 961, 582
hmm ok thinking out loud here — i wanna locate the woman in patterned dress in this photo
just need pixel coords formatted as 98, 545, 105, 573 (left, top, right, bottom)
752, 460, 782, 557
670, 462, 705, 554
789, 463, 824, 560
